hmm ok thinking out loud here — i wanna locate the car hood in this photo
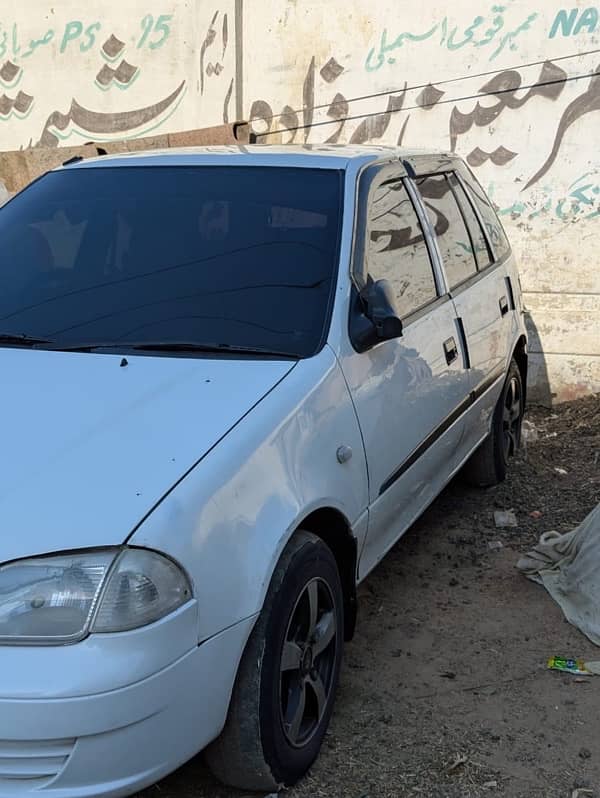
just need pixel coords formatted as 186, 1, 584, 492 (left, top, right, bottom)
0, 349, 294, 563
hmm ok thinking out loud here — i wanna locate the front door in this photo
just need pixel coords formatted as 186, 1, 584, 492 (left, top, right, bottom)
338, 165, 471, 580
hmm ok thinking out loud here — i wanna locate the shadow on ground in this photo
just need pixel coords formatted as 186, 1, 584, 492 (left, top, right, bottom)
137, 395, 600, 798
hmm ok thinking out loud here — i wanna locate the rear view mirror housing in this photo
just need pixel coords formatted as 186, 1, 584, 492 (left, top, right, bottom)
350, 278, 403, 353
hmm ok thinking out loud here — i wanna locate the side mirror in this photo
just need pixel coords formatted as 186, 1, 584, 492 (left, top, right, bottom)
350, 279, 403, 352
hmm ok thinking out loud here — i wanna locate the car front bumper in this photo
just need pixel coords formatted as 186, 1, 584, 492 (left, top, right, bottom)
0, 605, 256, 798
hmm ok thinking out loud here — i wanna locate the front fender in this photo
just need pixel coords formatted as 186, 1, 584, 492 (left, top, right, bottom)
130, 345, 369, 643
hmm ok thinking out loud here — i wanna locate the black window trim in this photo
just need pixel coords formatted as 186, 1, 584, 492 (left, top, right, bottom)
446, 166, 508, 300
349, 163, 446, 334
410, 170, 480, 294
314, 168, 347, 356
402, 176, 448, 299
403, 156, 513, 269
445, 169, 507, 299
455, 169, 512, 268
346, 154, 515, 356
442, 172, 480, 288
453, 170, 497, 265
446, 171, 494, 273
349, 160, 401, 291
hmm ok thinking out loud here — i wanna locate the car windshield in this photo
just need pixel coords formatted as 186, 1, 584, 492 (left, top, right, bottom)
0, 164, 344, 358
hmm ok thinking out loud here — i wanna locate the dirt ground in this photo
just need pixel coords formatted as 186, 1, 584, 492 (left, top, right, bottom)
138, 394, 600, 798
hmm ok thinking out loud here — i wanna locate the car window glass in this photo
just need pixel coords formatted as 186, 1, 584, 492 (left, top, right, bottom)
417, 174, 478, 290
366, 180, 438, 318
0, 166, 343, 358
448, 174, 492, 271
461, 174, 511, 261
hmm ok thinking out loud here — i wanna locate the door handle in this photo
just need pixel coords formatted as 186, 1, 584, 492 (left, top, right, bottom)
443, 337, 459, 365
499, 295, 509, 316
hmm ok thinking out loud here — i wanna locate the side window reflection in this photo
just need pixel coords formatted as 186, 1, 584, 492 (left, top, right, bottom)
367, 180, 438, 319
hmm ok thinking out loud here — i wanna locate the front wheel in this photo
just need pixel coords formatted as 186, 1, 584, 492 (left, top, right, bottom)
464, 358, 524, 487
205, 531, 344, 791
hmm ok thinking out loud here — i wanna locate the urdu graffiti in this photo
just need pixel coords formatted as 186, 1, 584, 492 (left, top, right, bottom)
248, 32, 600, 238
0, 15, 173, 61
250, 50, 600, 196
198, 8, 234, 122
0, 11, 192, 149
493, 172, 600, 222
365, 4, 539, 71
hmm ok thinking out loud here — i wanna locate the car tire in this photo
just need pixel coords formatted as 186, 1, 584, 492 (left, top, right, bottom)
205, 530, 344, 791
464, 358, 524, 487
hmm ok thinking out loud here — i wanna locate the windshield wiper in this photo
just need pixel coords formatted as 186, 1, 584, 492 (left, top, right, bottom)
48, 341, 300, 359
0, 333, 54, 348
127, 342, 300, 359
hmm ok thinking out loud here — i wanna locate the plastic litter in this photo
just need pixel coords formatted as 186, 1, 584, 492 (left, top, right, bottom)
521, 419, 538, 445
494, 510, 517, 528
547, 656, 600, 676
445, 753, 467, 774
554, 467, 568, 476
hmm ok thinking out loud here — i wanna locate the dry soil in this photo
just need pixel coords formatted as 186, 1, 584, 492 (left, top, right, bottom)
137, 394, 600, 798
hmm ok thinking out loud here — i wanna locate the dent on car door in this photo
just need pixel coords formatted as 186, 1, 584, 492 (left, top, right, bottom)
338, 168, 471, 580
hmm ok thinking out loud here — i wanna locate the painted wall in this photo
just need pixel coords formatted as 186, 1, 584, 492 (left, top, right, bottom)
1, 1, 599, 403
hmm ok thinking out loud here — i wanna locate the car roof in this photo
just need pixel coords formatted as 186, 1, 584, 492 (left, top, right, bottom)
58, 144, 458, 172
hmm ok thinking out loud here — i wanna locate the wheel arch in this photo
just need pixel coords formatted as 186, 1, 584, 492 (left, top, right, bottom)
296, 507, 358, 641
512, 334, 528, 408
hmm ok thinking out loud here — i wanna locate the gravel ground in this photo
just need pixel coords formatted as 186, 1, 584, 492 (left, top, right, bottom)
138, 394, 600, 798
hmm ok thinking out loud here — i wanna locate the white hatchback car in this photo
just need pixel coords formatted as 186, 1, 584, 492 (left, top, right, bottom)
0, 145, 526, 796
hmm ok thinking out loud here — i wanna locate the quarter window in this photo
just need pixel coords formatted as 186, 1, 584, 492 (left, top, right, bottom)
367, 180, 438, 318
417, 174, 478, 290
462, 174, 511, 261
448, 173, 492, 271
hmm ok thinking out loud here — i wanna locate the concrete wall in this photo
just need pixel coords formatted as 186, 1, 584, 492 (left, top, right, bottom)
1, 1, 599, 403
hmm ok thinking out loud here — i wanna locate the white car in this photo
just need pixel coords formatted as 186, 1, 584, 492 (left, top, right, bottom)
0, 145, 526, 796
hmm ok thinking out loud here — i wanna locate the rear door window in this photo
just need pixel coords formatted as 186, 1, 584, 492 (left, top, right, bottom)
367, 180, 438, 319
416, 174, 477, 290
448, 173, 492, 271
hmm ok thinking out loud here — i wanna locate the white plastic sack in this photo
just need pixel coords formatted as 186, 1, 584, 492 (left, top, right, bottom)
517, 503, 600, 645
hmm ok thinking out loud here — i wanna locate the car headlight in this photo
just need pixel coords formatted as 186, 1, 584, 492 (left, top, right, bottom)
0, 548, 192, 645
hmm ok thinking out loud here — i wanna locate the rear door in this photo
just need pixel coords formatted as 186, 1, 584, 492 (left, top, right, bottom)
339, 163, 472, 579
457, 162, 520, 358
410, 165, 514, 448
